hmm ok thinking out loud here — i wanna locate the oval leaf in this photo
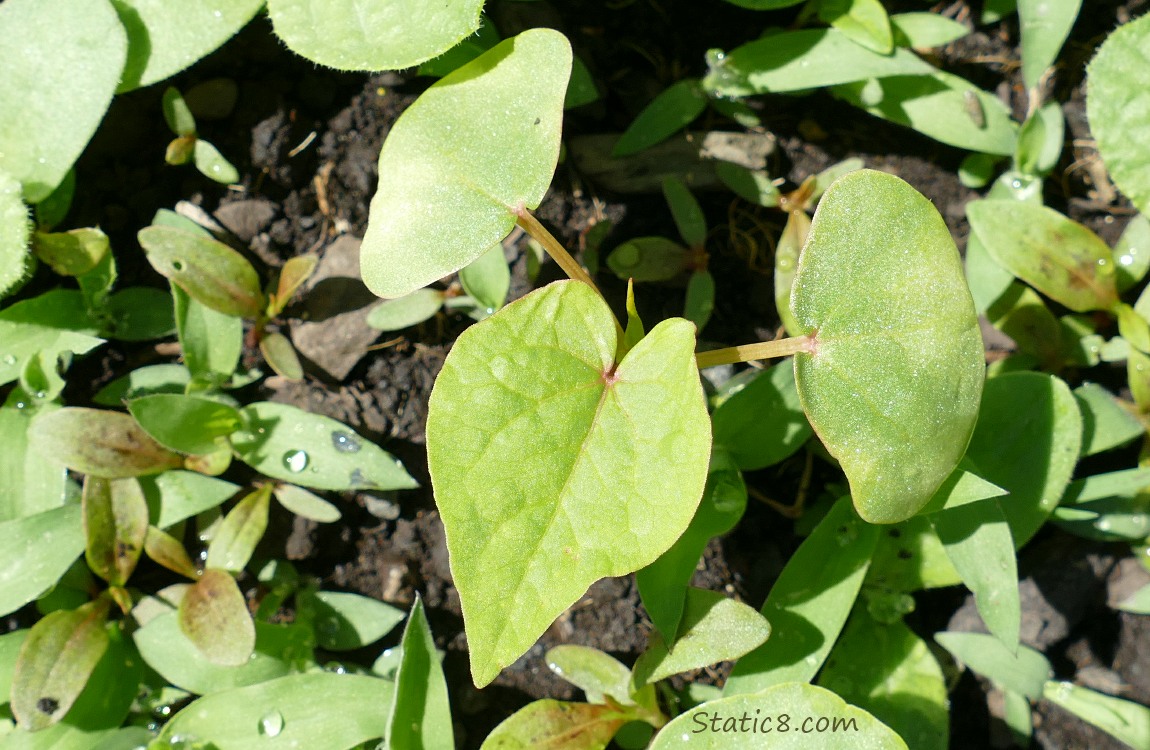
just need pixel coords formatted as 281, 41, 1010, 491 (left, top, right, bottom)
967, 201, 1119, 312
428, 280, 711, 687
460, 243, 511, 313
298, 590, 405, 651
267, 0, 483, 71
29, 408, 184, 478
11, 600, 110, 731
82, 477, 148, 587
138, 225, 265, 318
114, 0, 265, 91
143, 526, 199, 579
178, 569, 255, 666
361, 29, 571, 298
650, 683, 908, 749
607, 237, 690, 282
231, 402, 416, 491
272, 483, 341, 523
128, 393, 242, 455
366, 288, 446, 331
791, 170, 984, 524
0, 0, 127, 202
546, 645, 634, 705
259, 331, 304, 381
613, 79, 708, 157
157, 672, 394, 748
935, 632, 1050, 699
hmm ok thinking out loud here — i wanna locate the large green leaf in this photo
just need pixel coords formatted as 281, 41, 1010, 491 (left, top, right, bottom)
649, 684, 908, 749
725, 498, 878, 695
0, 168, 29, 298
428, 280, 710, 687
112, 0, 265, 91
967, 201, 1119, 312
0, 505, 85, 618
157, 673, 395, 749
231, 402, 416, 491
361, 29, 570, 298
820, 614, 948, 750
0, 0, 126, 203
790, 170, 984, 524
702, 28, 932, 98
267, 0, 482, 71
1087, 12, 1150, 216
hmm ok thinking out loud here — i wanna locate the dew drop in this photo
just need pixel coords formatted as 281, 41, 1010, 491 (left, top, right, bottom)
282, 449, 309, 473
14, 401, 26, 410
1119, 254, 1135, 267
331, 431, 361, 453
2, 354, 15, 365
1011, 178, 1023, 189
258, 710, 284, 737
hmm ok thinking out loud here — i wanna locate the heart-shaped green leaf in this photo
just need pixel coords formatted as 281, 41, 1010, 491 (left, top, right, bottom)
361, 29, 571, 299
791, 170, 984, 524
967, 201, 1119, 312
1087, 12, 1150, 216
138, 225, 265, 318
428, 280, 710, 687
0, 0, 127, 203
267, 0, 483, 71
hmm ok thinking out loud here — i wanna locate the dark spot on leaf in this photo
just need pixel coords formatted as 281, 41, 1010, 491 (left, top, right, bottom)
349, 468, 371, 487
331, 431, 361, 453
887, 528, 901, 538
897, 548, 913, 560
36, 697, 59, 714
534, 117, 540, 125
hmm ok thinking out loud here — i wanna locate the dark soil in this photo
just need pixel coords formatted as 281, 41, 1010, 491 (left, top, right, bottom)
16, 0, 1150, 747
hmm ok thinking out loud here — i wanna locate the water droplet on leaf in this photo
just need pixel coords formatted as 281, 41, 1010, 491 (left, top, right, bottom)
282, 450, 309, 473
331, 431, 361, 453
258, 710, 284, 737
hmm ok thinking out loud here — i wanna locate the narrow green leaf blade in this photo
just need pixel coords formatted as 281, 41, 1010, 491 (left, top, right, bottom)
361, 29, 571, 298
650, 684, 908, 749
613, 79, 707, 157
428, 280, 710, 687
969, 200, 1120, 313
388, 596, 454, 750
11, 600, 110, 731
231, 402, 416, 491
791, 170, 984, 523
1018, 0, 1083, 89
206, 485, 271, 573
272, 484, 341, 523
1042, 681, 1150, 750
157, 673, 395, 748
178, 569, 255, 666
0, 0, 127, 202
173, 285, 243, 384
267, 0, 482, 71
1087, 12, 1150, 216
936, 632, 1050, 699
725, 498, 878, 694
